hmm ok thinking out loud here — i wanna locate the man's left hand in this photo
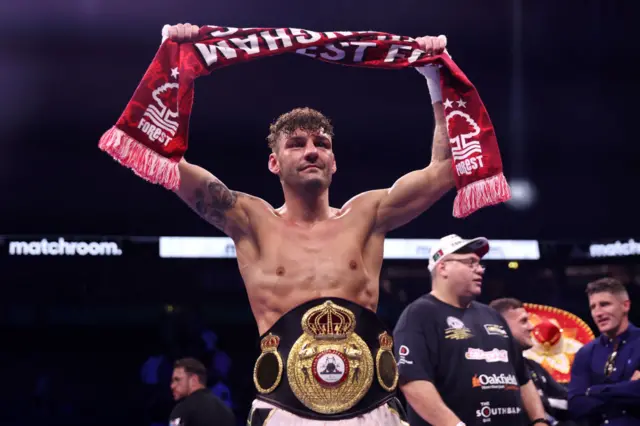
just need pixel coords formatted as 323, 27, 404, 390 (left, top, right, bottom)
415, 35, 447, 56
631, 370, 640, 381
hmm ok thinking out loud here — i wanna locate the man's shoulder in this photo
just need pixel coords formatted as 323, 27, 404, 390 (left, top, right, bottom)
333, 190, 389, 235
575, 338, 598, 357
339, 189, 387, 213
238, 191, 275, 214
200, 391, 236, 422
472, 300, 499, 314
465, 301, 502, 322
629, 324, 640, 341
525, 357, 547, 373
396, 295, 437, 325
405, 294, 439, 311
169, 399, 186, 420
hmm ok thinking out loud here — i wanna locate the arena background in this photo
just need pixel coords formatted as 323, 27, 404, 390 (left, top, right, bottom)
0, 0, 637, 425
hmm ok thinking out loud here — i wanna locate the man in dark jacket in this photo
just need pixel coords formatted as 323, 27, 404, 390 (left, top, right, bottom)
567, 278, 640, 426
169, 357, 236, 426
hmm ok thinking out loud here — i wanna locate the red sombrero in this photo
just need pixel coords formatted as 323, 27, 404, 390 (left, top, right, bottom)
523, 303, 595, 384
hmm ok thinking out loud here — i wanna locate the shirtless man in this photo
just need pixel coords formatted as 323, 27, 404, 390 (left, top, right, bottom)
167, 23, 452, 425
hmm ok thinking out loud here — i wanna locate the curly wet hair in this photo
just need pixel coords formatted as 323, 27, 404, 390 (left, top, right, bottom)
267, 107, 334, 151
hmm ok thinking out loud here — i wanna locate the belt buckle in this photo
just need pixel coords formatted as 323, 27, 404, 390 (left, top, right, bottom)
288, 300, 374, 414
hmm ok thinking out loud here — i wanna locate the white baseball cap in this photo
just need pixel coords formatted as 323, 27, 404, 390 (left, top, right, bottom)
428, 234, 490, 272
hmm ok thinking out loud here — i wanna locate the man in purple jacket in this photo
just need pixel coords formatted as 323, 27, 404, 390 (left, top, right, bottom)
568, 278, 640, 425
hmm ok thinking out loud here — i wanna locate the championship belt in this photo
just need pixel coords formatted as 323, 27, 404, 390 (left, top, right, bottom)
252, 297, 400, 420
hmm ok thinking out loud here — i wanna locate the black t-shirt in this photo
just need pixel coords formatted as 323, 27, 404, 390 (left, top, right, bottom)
393, 294, 530, 426
169, 388, 236, 426
525, 358, 573, 423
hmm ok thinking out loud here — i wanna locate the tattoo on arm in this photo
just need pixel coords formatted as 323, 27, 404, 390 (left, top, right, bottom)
430, 103, 452, 163
192, 179, 238, 230
431, 121, 452, 162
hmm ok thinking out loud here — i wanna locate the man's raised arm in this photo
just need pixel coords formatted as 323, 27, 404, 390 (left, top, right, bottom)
374, 59, 455, 233
165, 24, 253, 238
175, 159, 251, 238
372, 35, 455, 233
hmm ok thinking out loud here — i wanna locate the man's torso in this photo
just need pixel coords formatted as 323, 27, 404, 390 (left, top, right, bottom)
236, 193, 385, 334
586, 332, 640, 386
407, 296, 526, 426
579, 327, 640, 425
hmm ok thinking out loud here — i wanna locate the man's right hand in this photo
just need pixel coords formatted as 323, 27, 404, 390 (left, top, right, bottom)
167, 23, 200, 42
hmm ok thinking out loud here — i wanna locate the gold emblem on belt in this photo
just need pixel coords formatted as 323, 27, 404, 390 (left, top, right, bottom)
287, 301, 374, 414
376, 332, 399, 392
253, 333, 283, 394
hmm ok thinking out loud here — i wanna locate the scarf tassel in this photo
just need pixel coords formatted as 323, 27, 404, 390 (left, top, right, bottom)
98, 126, 180, 191
453, 173, 511, 218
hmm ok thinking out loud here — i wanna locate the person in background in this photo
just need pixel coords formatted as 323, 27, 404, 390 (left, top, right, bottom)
568, 278, 640, 425
393, 234, 548, 426
169, 357, 236, 426
490, 297, 577, 426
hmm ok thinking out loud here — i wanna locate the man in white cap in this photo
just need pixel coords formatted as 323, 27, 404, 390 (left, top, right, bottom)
393, 234, 547, 426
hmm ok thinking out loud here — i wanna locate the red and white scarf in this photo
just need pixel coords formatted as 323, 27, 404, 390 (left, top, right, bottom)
99, 25, 511, 218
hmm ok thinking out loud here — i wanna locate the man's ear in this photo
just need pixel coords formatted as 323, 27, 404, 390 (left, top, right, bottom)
268, 152, 280, 175
189, 374, 200, 388
437, 261, 448, 279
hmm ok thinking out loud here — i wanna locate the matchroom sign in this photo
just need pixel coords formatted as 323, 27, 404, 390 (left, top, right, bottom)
3, 237, 123, 257
588, 239, 640, 258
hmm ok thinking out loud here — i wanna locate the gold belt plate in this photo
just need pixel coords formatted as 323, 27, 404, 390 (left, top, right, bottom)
287, 300, 374, 414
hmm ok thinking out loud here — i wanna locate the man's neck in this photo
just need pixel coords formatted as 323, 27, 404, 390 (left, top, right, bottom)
431, 287, 473, 309
281, 185, 332, 224
189, 384, 205, 395
605, 317, 630, 340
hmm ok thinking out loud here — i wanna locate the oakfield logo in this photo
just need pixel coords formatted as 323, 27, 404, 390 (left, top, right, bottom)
472, 373, 518, 390
8, 238, 122, 256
